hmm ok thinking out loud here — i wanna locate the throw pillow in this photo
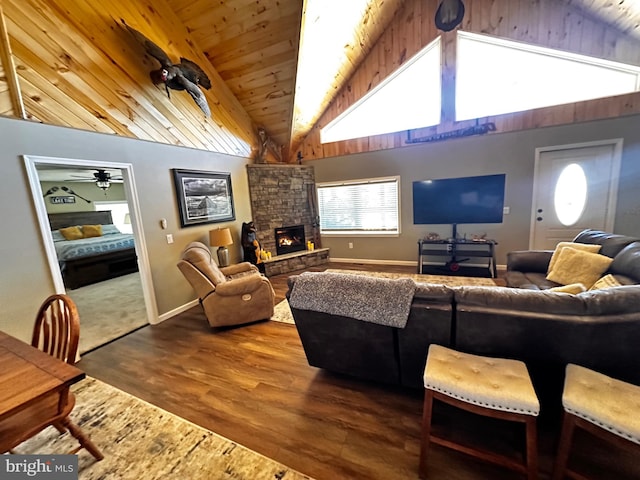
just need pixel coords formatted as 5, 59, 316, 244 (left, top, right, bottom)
547, 242, 602, 274
59, 226, 83, 241
548, 283, 587, 294
589, 273, 623, 291
546, 247, 613, 288
82, 224, 103, 238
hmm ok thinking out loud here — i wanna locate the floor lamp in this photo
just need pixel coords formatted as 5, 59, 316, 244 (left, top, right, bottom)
209, 228, 233, 267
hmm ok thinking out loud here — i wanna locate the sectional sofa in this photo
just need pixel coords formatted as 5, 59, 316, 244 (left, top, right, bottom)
286, 230, 640, 408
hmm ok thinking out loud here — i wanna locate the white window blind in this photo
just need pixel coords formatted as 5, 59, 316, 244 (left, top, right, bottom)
317, 177, 400, 235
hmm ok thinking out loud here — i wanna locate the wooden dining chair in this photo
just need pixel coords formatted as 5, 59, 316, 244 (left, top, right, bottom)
32, 293, 80, 364
3, 294, 104, 460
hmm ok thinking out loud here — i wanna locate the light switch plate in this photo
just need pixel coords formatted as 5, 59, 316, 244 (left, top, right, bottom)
166, 234, 174, 244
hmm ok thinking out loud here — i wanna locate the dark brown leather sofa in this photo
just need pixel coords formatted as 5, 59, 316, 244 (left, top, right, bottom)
286, 277, 453, 388
286, 230, 640, 407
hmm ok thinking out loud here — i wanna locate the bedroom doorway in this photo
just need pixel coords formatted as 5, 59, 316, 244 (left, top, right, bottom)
24, 155, 158, 354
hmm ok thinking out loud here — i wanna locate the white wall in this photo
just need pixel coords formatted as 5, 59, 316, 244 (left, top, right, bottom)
0, 117, 253, 342
310, 114, 640, 263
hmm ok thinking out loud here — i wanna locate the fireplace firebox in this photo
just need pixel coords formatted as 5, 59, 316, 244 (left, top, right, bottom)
275, 225, 306, 256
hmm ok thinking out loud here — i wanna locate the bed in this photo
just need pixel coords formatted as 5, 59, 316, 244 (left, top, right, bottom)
49, 211, 138, 289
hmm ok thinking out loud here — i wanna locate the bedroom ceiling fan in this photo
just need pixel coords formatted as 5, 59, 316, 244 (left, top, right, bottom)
70, 169, 123, 191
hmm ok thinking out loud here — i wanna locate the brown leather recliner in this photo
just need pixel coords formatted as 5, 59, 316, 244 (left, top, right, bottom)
177, 242, 275, 327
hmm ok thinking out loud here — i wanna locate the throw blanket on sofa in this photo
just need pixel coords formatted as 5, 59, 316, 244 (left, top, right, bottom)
289, 272, 416, 328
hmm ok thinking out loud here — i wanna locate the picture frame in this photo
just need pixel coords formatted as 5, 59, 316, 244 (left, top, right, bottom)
172, 169, 235, 227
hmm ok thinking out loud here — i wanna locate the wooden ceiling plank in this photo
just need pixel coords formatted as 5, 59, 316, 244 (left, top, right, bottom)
4, 1, 194, 146
111, 0, 255, 153
19, 75, 116, 133
7, 0, 214, 148
13, 41, 168, 142
54, 0, 252, 154
185, 1, 301, 49
212, 38, 299, 76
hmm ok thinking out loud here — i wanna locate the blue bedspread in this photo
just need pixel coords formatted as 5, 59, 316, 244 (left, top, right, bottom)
54, 233, 135, 261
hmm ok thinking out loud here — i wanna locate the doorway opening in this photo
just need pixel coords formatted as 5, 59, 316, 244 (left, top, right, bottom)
24, 156, 158, 354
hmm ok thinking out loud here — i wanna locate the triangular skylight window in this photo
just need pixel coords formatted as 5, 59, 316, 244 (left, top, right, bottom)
456, 31, 640, 121
321, 37, 441, 144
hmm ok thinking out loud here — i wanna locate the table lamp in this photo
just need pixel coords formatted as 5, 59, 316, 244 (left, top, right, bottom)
209, 227, 233, 267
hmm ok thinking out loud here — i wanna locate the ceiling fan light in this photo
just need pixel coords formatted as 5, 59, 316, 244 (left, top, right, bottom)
96, 180, 111, 190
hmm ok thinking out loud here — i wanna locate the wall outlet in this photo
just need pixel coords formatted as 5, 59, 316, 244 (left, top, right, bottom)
166, 234, 174, 244
348, 242, 354, 249
503, 206, 510, 214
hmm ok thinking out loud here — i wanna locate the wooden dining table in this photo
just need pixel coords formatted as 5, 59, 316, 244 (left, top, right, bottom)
0, 330, 85, 452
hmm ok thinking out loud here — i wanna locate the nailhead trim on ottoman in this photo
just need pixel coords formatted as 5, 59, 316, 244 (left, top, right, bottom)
551, 364, 640, 480
563, 364, 640, 445
419, 345, 540, 480
423, 344, 540, 415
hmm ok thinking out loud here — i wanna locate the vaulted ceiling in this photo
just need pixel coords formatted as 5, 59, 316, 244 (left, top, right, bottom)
153, 0, 640, 160
1, 0, 640, 163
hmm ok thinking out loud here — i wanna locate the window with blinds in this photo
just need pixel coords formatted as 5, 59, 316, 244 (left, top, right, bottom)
317, 176, 400, 235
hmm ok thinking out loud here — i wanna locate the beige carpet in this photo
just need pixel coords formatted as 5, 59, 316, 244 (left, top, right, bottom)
12, 377, 312, 480
67, 272, 148, 354
270, 269, 503, 325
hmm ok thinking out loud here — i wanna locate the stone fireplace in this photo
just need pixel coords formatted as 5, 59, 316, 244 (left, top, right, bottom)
275, 225, 306, 256
246, 164, 329, 275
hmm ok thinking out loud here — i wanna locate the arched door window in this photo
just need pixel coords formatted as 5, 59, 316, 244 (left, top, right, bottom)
554, 163, 587, 226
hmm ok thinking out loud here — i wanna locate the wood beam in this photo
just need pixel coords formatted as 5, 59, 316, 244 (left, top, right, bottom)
0, 2, 25, 119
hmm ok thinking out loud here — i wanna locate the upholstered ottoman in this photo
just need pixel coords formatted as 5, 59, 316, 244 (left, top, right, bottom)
419, 344, 540, 479
552, 364, 640, 479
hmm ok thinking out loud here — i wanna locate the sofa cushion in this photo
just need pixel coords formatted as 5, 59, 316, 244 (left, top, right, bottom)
546, 247, 613, 288
573, 229, 640, 258
507, 250, 554, 274
547, 242, 601, 273
609, 242, 640, 284
505, 271, 561, 290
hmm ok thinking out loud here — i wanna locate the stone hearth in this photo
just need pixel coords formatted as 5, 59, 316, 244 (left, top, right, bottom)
263, 248, 330, 277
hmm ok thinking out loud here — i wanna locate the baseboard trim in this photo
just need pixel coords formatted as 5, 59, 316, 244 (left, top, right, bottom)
331, 257, 417, 266
159, 299, 199, 323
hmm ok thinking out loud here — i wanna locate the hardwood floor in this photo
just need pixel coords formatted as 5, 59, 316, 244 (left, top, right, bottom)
78, 262, 638, 480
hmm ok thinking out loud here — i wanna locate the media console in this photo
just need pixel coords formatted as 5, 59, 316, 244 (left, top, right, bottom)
417, 238, 497, 278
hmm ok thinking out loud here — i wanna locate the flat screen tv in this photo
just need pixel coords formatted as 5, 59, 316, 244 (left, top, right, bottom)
413, 173, 506, 227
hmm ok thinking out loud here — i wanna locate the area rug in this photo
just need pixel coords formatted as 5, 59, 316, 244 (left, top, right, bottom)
271, 298, 295, 324
67, 272, 148, 354
11, 377, 312, 480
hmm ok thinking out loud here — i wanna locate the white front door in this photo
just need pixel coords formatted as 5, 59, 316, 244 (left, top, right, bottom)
530, 140, 622, 250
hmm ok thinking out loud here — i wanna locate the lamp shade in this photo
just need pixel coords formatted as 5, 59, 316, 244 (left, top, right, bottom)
209, 227, 233, 247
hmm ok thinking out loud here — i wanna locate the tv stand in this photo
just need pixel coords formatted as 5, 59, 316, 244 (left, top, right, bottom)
417, 238, 497, 278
